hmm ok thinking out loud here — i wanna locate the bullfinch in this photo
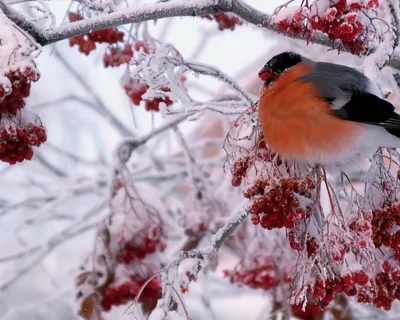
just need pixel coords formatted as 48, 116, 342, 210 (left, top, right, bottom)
258, 51, 400, 168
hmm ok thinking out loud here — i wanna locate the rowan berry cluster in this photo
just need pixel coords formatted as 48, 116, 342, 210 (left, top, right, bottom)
0, 64, 45, 165
101, 276, 161, 311
103, 45, 133, 68
123, 78, 184, 112
273, 0, 380, 54
230, 139, 281, 190
288, 230, 319, 256
291, 303, 322, 320
223, 255, 290, 291
368, 201, 400, 254
117, 225, 166, 264
0, 67, 40, 115
68, 12, 125, 55
303, 271, 368, 307
0, 116, 47, 164
76, 186, 168, 316
103, 41, 151, 68
355, 260, 400, 310
231, 138, 315, 230
293, 260, 400, 311
248, 176, 314, 230
201, 13, 243, 31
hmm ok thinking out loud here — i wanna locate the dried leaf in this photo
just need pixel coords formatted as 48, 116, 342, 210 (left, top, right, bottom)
79, 293, 104, 320
76, 272, 90, 286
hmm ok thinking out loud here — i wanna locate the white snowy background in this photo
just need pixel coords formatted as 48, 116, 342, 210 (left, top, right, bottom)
1, 0, 398, 319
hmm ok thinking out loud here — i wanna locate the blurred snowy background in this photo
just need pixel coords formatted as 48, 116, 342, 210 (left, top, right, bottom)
1, 0, 399, 319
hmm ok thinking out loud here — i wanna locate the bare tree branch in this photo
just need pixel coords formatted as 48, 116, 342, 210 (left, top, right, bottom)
171, 199, 248, 285
0, 200, 107, 291
185, 62, 254, 104
52, 47, 135, 137
111, 113, 189, 196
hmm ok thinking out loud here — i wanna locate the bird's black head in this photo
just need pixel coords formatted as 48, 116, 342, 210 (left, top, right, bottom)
259, 52, 302, 85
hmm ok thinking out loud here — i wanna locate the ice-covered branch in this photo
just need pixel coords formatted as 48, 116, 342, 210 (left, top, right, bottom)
52, 48, 135, 137
185, 62, 254, 104
156, 199, 248, 302
110, 113, 189, 196
0, 200, 107, 291
361, 0, 400, 77
0, 0, 232, 46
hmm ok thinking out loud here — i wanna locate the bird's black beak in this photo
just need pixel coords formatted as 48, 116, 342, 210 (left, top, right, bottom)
258, 66, 275, 82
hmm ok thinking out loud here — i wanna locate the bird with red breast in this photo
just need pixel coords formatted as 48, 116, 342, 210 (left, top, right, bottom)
258, 51, 400, 169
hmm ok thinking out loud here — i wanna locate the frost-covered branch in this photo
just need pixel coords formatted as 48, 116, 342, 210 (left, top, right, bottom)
111, 113, 189, 196
176, 200, 248, 276
2, 0, 400, 69
142, 200, 248, 317
0, 0, 232, 45
185, 62, 254, 104
0, 200, 107, 291
53, 48, 134, 137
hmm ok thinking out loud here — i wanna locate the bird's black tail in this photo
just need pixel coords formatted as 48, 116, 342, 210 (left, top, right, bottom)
332, 91, 400, 138
382, 109, 400, 138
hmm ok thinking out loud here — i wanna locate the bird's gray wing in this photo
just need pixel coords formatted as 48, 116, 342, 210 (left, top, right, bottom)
295, 62, 400, 137
296, 62, 375, 109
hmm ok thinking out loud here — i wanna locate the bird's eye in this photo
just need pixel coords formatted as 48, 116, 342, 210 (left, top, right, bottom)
258, 67, 275, 81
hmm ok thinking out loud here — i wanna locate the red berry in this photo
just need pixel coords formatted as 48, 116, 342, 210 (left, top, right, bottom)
355, 270, 369, 286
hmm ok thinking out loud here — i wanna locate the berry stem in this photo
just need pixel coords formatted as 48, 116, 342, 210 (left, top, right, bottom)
321, 165, 336, 214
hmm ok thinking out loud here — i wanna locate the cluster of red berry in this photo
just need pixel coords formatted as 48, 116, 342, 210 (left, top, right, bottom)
68, 12, 125, 55
201, 13, 243, 31
101, 277, 161, 312
123, 79, 174, 112
274, 0, 380, 54
223, 255, 290, 291
231, 140, 279, 190
0, 65, 45, 165
103, 45, 133, 68
248, 176, 314, 230
0, 67, 40, 115
291, 303, 322, 320
0, 119, 47, 165
103, 41, 151, 68
296, 262, 400, 311
95, 222, 166, 313
117, 225, 166, 264
68, 13, 186, 112
348, 213, 373, 248
231, 139, 283, 191
288, 230, 319, 256
354, 260, 400, 310
292, 271, 367, 310
328, 238, 348, 262
231, 138, 315, 230
224, 252, 325, 318
369, 201, 400, 254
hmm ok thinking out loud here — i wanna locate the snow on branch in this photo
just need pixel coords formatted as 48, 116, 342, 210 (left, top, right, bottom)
0, 0, 233, 46
185, 62, 253, 104
110, 113, 189, 197
126, 43, 253, 118
2, 0, 400, 70
137, 200, 249, 318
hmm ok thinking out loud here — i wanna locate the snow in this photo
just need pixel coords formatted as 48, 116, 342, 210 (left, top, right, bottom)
4, 0, 400, 319
0, 10, 39, 77
270, 6, 295, 23
309, 0, 333, 17
361, 0, 399, 79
